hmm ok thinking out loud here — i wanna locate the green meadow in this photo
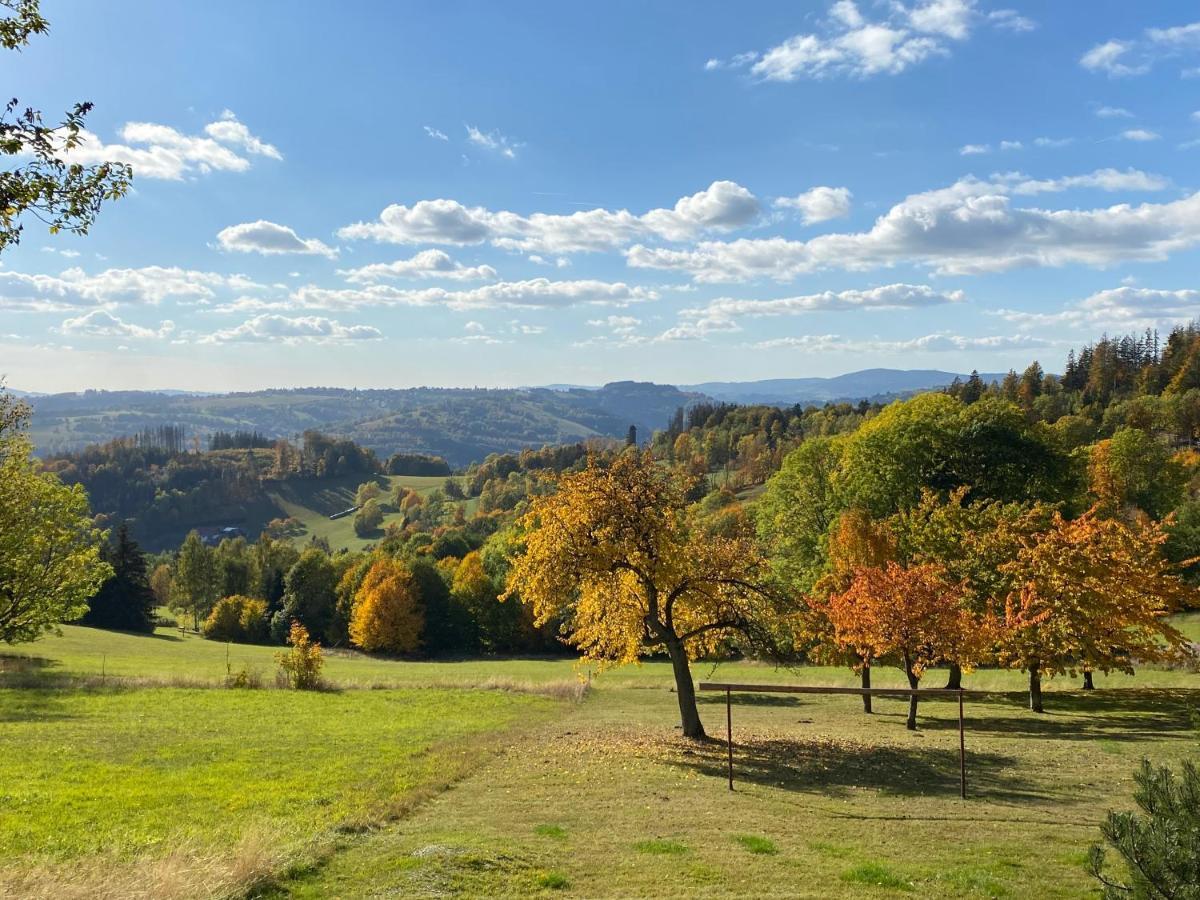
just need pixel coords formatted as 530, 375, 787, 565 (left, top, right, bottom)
2, 622, 1198, 898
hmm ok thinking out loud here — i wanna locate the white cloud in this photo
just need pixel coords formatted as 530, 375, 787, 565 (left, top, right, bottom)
999, 140, 1023, 151
338, 180, 761, 254
0, 266, 265, 311
286, 278, 658, 312
587, 315, 642, 335
960, 144, 990, 155
1082, 22, 1200, 77
65, 112, 280, 180
338, 249, 497, 283
203, 110, 282, 159
996, 286, 1200, 331
58, 309, 174, 339
216, 220, 337, 258
465, 125, 521, 159
987, 10, 1035, 33
996, 167, 1168, 195
683, 283, 964, 323
752, 332, 1048, 352
1121, 128, 1160, 142
1033, 137, 1074, 148
627, 174, 1200, 281
1095, 105, 1134, 119
711, 0, 1024, 82
41, 246, 81, 258
200, 315, 382, 344
423, 126, 449, 141
773, 186, 852, 224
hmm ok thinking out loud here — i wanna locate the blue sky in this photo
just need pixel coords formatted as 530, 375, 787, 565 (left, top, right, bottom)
2, 0, 1199, 392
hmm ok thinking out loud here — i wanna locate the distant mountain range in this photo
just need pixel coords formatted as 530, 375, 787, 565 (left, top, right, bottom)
680, 369, 1011, 405
18, 369, 1008, 465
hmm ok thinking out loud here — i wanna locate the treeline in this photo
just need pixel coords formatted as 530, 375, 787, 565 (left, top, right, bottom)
209, 429, 272, 450
153, 512, 561, 657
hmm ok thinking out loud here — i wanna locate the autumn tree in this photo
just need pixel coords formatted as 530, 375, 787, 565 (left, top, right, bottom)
504, 451, 776, 739
890, 488, 1053, 688
0, 0, 132, 254
275, 621, 324, 689
349, 557, 423, 653
998, 510, 1195, 712
0, 388, 111, 643
825, 562, 991, 729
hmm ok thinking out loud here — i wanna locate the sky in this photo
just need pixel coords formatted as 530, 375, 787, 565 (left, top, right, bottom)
2, 0, 1199, 393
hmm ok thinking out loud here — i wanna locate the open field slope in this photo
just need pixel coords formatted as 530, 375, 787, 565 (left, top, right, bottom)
2, 624, 1198, 897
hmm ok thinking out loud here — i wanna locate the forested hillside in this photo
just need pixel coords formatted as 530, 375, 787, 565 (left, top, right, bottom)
26, 382, 701, 465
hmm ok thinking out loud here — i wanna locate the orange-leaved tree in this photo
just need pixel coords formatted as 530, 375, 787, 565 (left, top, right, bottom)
349, 557, 424, 654
503, 450, 776, 739
998, 509, 1196, 712
824, 562, 994, 729
805, 509, 898, 713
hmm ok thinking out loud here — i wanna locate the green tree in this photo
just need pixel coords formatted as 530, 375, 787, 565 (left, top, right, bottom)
0, 389, 110, 643
282, 548, 338, 641
81, 523, 156, 632
1088, 758, 1200, 899
757, 436, 844, 593
0, 0, 131, 254
172, 531, 219, 631
353, 498, 383, 536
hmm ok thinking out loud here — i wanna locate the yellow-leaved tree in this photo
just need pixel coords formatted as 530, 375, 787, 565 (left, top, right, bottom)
503, 451, 775, 739
349, 557, 423, 654
998, 509, 1196, 712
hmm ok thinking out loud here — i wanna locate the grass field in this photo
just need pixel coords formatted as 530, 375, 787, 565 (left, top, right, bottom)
267, 473, 469, 553
2, 622, 1198, 898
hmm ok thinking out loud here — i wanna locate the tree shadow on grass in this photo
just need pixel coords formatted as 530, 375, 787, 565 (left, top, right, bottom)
668, 736, 1045, 803
697, 693, 808, 708
917, 689, 1200, 743
0, 654, 58, 674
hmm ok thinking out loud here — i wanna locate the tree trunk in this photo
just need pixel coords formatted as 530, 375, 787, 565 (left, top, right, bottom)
905, 666, 920, 730
1082, 670, 1094, 691
665, 637, 705, 739
861, 664, 872, 714
1029, 663, 1044, 713
944, 663, 962, 691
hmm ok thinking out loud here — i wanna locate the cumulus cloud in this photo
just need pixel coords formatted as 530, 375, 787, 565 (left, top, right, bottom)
1121, 128, 1160, 142
338, 181, 761, 254
960, 144, 990, 155
203, 110, 282, 159
200, 315, 382, 344
1095, 105, 1134, 118
216, 220, 338, 258
58, 309, 174, 339
1081, 21, 1200, 77
773, 186, 852, 224
65, 112, 281, 180
708, 0, 1025, 82
627, 173, 1197, 282
423, 126, 449, 141
0, 266, 265, 311
338, 249, 497, 283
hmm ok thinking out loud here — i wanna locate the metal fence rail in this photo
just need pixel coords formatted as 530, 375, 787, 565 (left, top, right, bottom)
698, 682, 995, 799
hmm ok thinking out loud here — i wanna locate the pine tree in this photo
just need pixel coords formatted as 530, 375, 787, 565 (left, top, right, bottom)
81, 524, 157, 632
1088, 757, 1200, 898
